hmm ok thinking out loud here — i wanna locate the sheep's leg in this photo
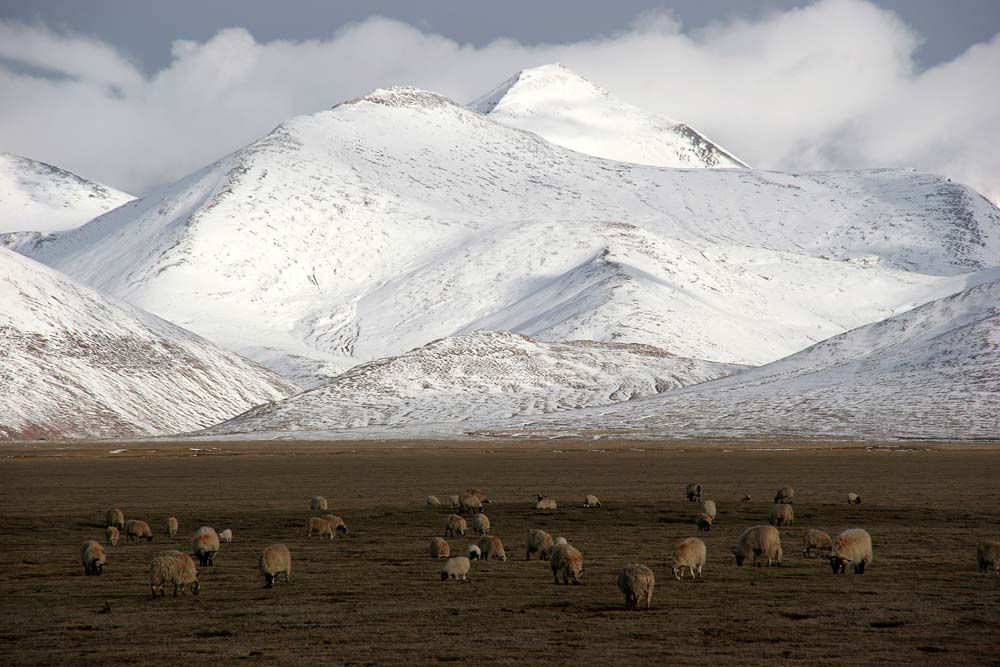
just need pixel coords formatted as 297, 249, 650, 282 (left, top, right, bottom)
284, 571, 290, 583
173, 583, 179, 597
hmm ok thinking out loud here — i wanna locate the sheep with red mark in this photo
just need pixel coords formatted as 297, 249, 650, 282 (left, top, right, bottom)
191, 526, 221, 566
80, 540, 106, 576
430, 537, 450, 558
673, 537, 707, 580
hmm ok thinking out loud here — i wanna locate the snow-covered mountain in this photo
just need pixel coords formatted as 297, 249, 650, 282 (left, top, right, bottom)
470, 64, 748, 169
0, 248, 297, 440
0, 153, 133, 235
505, 275, 1000, 441
196, 331, 744, 436
20, 84, 1000, 385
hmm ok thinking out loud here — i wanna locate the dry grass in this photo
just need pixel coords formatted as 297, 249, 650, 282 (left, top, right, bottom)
1, 440, 999, 666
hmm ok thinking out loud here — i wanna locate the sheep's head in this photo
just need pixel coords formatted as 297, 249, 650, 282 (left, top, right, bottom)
336, 525, 349, 535
733, 548, 745, 567
829, 555, 849, 574
536, 494, 544, 502
440, 571, 450, 581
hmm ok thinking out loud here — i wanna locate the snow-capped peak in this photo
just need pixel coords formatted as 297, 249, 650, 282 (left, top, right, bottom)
342, 86, 460, 110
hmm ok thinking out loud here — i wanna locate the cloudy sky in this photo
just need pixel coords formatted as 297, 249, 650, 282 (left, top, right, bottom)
1, 0, 998, 202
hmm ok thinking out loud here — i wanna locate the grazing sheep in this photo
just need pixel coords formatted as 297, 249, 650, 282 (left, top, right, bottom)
459, 494, 484, 515
550, 544, 584, 584
774, 486, 795, 504
464, 488, 491, 504
526, 529, 555, 561
105, 526, 119, 547
80, 540, 106, 576
321, 514, 349, 536
733, 525, 783, 567
259, 544, 291, 588
768, 503, 795, 527
465, 544, 482, 560
553, 536, 568, 547
535, 495, 557, 510
105, 508, 125, 530
191, 526, 221, 566
617, 564, 655, 610
847, 492, 862, 505
673, 537, 707, 580
311, 496, 328, 511
478, 536, 507, 561
741, 495, 752, 503
445, 514, 467, 537
430, 537, 450, 558
125, 519, 153, 542
219, 528, 233, 543
977, 541, 1000, 575
686, 483, 703, 502
829, 528, 873, 574
440, 556, 471, 581
802, 529, 833, 558
149, 550, 199, 597
449, 495, 460, 508
426, 495, 442, 506
696, 512, 713, 532
165, 517, 178, 539
583, 495, 601, 508
701, 500, 717, 518
307, 517, 334, 540
470, 513, 491, 536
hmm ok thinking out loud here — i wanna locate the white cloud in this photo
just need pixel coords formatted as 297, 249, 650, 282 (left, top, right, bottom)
0, 0, 996, 204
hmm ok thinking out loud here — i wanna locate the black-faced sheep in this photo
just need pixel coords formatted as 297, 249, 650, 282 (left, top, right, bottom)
321, 514, 349, 536
977, 540, 1000, 575
430, 537, 450, 558
526, 528, 555, 561
165, 516, 178, 539
478, 535, 507, 561
830, 528, 873, 574
191, 526, 220, 566
465, 544, 482, 560
445, 514, 466, 537
105, 526, 119, 547
550, 544, 583, 584
307, 517, 334, 540
440, 556, 471, 581
535, 495, 557, 510
673, 537, 707, 580
80, 540, 106, 576
259, 544, 291, 588
584, 495, 601, 508
774, 486, 795, 504
149, 550, 199, 597
802, 529, 832, 558
125, 519, 153, 542
617, 563, 654, 610
768, 503, 794, 527
733, 525, 782, 567
847, 492, 862, 505
470, 513, 491, 536
696, 512, 713, 532
686, 483, 703, 502
105, 508, 125, 530
311, 496, 328, 511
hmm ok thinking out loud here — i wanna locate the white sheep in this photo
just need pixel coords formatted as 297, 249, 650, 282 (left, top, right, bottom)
459, 494, 484, 515
165, 516, 178, 539
673, 537, 707, 580
847, 492, 862, 505
478, 536, 507, 561
617, 564, 654, 610
768, 503, 794, 527
830, 528, 873, 574
321, 514, 349, 536
219, 528, 233, 543
80, 540, 107, 576
445, 514, 467, 537
685, 483, 703, 502
526, 529, 555, 561
535, 495, 557, 510
430, 537, 450, 558
307, 517, 334, 540
701, 500, 717, 518
191, 526, 221, 566
977, 540, 1000, 575
311, 496, 328, 511
149, 550, 199, 596
125, 519, 153, 542
440, 556, 471, 581
802, 529, 832, 558
583, 495, 601, 508
470, 513, 491, 536
259, 544, 291, 588
449, 495, 460, 508
105, 508, 125, 530
733, 525, 782, 567
105, 526, 119, 547
774, 486, 795, 504
465, 544, 482, 560
696, 512, 713, 532
550, 544, 583, 584
426, 495, 442, 506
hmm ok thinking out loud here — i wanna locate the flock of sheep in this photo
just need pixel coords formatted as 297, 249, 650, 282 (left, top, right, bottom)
78, 485, 1000, 607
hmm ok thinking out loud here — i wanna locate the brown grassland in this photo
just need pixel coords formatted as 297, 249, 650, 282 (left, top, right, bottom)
1, 439, 999, 666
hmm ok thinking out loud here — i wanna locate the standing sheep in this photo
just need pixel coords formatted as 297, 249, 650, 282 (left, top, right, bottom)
459, 494, 484, 515
701, 500, 717, 518
307, 517, 334, 540
583, 495, 601, 508
465, 544, 482, 560
535, 495, 557, 510
696, 513, 713, 532
768, 503, 795, 527
191, 526, 221, 566
977, 540, 1000, 575
445, 514, 467, 537
526, 529, 555, 561
449, 495, 460, 509
105, 526, 119, 547
321, 514, 349, 536
686, 483, 703, 502
165, 517, 178, 539
733, 525, 783, 567
105, 508, 125, 530
219, 528, 233, 543
478, 536, 507, 561
426, 495, 442, 506
673, 537, 707, 580
259, 544, 292, 588
847, 492, 862, 505
125, 519, 153, 542
470, 513, 491, 536
617, 564, 654, 610
440, 556, 471, 581
464, 488, 491, 504
802, 529, 833, 558
149, 550, 199, 597
774, 486, 795, 504
311, 496, 328, 511
830, 528, 873, 574
430, 537, 450, 559
550, 544, 584, 584
80, 540, 107, 576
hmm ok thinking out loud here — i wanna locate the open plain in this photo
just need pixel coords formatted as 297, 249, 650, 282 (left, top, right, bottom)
1, 440, 998, 666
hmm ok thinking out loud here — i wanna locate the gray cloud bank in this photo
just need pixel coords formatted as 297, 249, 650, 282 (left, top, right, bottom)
0, 0, 997, 203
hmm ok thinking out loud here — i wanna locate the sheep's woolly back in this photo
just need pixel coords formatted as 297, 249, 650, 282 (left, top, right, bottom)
426, 495, 442, 506
105, 526, 119, 546
459, 495, 483, 513
702, 500, 717, 518
977, 541, 1000, 573
105, 508, 124, 528
550, 544, 583, 583
192, 526, 221, 555
219, 528, 233, 543
149, 550, 198, 592
80, 540, 106, 572
802, 529, 832, 556
527, 529, 555, 560
768, 503, 795, 527
126, 519, 152, 540
445, 514, 467, 536
470, 514, 491, 535
478, 535, 507, 561
554, 536, 568, 547
734, 525, 782, 566
321, 514, 348, 534
617, 563, 655, 609
831, 528, 873, 564
165, 517, 178, 538
259, 544, 292, 576
774, 486, 795, 504
584, 495, 601, 508
311, 496, 328, 511
307, 517, 334, 539
430, 537, 450, 558
673, 538, 707, 570
535, 497, 557, 510
847, 492, 862, 504
441, 556, 471, 580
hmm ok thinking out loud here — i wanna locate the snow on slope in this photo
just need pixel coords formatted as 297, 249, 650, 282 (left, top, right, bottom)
197, 331, 745, 435
0, 248, 297, 440
502, 274, 1000, 441
470, 64, 748, 169
23, 86, 1000, 384
0, 153, 133, 234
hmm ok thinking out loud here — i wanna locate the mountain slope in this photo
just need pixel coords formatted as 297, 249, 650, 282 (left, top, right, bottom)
0, 248, 297, 440
470, 64, 748, 169
197, 331, 745, 436
22, 85, 1000, 384
508, 275, 1000, 441
0, 153, 133, 234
